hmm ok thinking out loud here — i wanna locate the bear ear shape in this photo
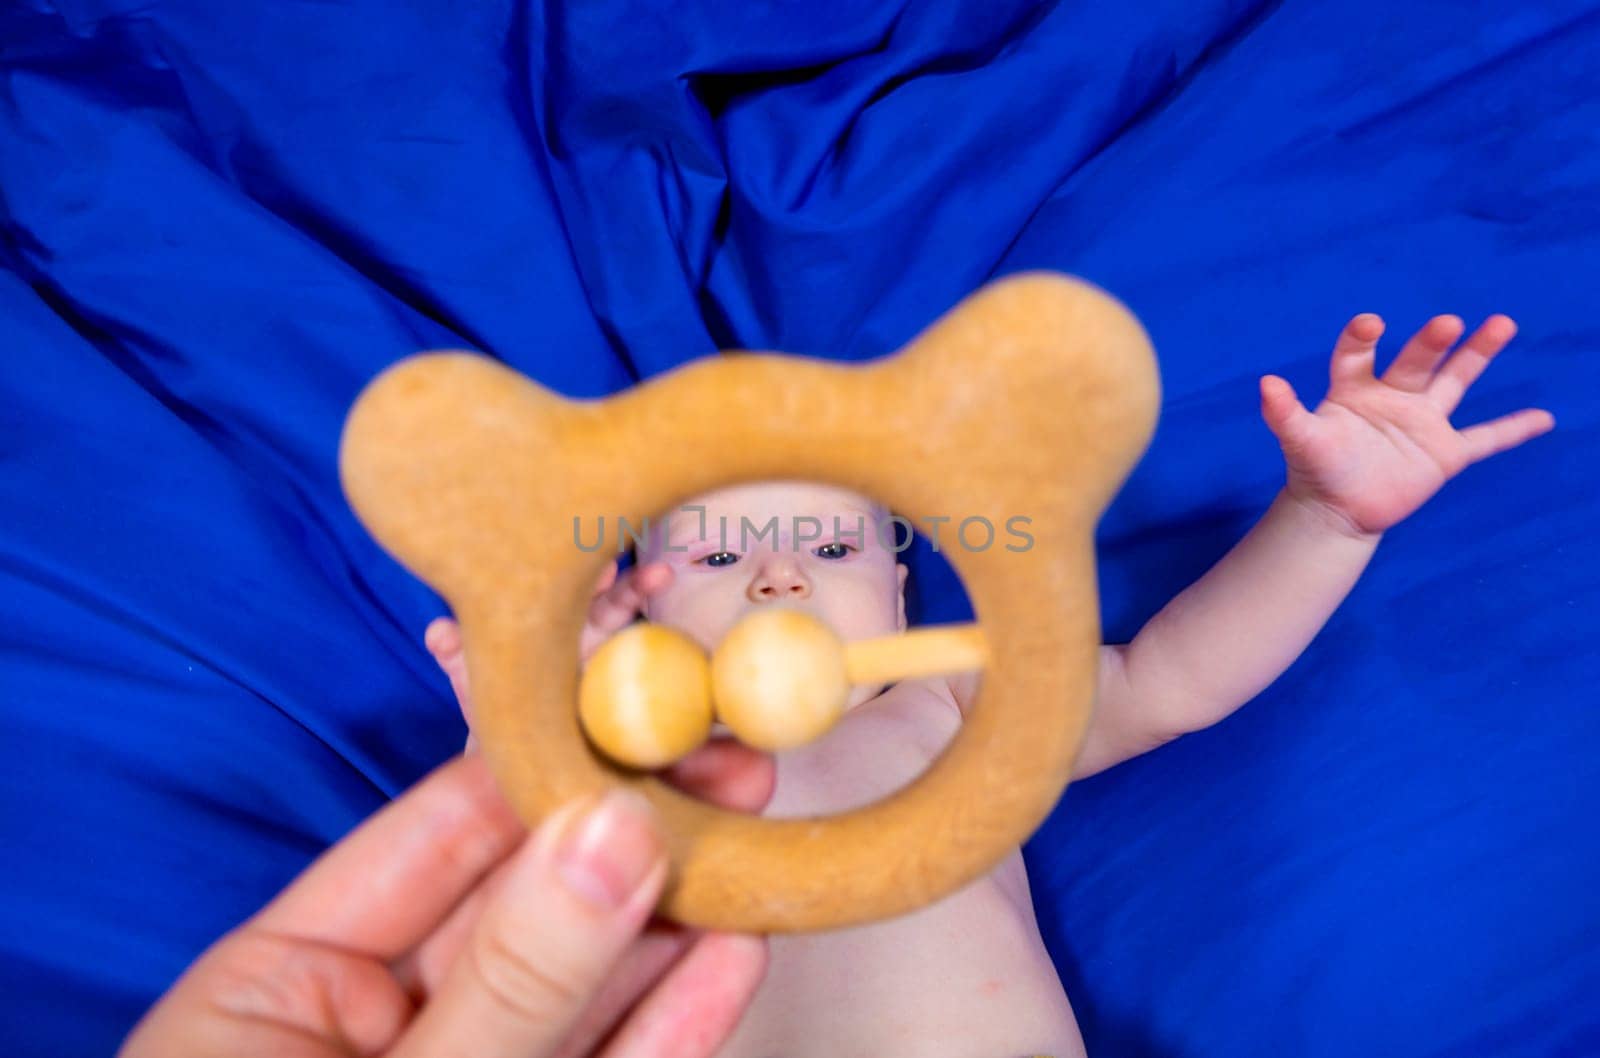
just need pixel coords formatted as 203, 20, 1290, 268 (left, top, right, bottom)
880, 271, 1162, 520
339, 351, 577, 609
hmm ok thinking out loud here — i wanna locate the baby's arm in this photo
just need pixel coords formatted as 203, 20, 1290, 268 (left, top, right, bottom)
438, 300, 1544, 781
1103, 487, 1380, 748
1072, 311, 1551, 774
946, 491, 1375, 780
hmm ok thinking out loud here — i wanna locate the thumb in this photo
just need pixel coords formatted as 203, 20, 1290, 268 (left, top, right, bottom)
1260, 375, 1316, 449
390, 790, 668, 1058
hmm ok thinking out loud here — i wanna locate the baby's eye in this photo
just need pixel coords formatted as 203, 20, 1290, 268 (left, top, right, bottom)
698, 550, 740, 568
813, 542, 855, 560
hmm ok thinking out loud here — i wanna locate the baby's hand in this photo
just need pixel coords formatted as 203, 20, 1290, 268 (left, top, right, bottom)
1260, 313, 1555, 538
579, 560, 675, 662
425, 560, 676, 749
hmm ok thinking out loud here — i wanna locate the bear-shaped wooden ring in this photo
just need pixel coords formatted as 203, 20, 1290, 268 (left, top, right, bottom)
339, 272, 1161, 933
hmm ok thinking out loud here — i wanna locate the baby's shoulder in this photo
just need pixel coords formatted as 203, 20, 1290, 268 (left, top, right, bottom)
849, 677, 963, 757
769, 679, 964, 817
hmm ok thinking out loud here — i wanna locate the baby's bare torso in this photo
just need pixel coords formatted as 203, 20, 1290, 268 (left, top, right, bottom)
715, 681, 1086, 1058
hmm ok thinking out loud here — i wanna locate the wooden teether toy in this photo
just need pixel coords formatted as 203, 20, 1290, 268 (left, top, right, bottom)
339, 272, 1160, 933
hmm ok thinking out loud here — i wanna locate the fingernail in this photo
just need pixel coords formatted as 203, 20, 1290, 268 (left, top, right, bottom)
552, 789, 663, 911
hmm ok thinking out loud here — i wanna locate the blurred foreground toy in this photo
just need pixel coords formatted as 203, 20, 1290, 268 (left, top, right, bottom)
340, 272, 1160, 932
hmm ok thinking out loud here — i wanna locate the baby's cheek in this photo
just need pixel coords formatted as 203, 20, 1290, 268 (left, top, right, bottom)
642, 587, 686, 628
647, 585, 735, 651
828, 583, 902, 641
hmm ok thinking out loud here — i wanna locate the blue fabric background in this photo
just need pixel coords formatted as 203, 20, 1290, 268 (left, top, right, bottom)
3, 1, 1596, 1054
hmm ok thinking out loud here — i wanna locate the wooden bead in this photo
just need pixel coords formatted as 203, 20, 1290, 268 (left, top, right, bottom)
579, 623, 713, 768
711, 609, 849, 750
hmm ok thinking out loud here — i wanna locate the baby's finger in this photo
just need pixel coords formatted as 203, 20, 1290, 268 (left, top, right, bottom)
586, 571, 649, 632
425, 616, 462, 659
427, 616, 476, 729
1329, 313, 1385, 389
1380, 314, 1464, 392
593, 561, 620, 597
588, 563, 674, 633
1458, 407, 1556, 465
1259, 375, 1319, 455
631, 560, 674, 598
1428, 314, 1517, 416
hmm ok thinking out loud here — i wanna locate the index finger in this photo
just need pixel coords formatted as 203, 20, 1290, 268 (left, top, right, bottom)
250, 753, 526, 958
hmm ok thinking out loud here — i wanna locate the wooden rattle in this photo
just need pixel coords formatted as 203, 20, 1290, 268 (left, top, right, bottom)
339, 272, 1160, 933
578, 611, 991, 768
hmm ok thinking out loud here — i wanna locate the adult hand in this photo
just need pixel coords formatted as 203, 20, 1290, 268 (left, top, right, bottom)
120, 742, 773, 1057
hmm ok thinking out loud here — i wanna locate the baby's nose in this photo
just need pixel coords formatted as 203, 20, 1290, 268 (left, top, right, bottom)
747, 557, 811, 602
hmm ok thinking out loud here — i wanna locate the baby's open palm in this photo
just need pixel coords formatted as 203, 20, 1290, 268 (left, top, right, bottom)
1260, 313, 1555, 537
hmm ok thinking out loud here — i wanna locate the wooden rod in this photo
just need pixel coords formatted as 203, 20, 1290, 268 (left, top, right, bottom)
843, 624, 988, 686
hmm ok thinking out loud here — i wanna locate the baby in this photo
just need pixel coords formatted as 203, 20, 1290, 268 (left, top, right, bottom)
426, 312, 1550, 1057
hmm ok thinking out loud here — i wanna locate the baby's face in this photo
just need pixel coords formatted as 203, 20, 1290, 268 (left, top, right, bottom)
639, 481, 908, 684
